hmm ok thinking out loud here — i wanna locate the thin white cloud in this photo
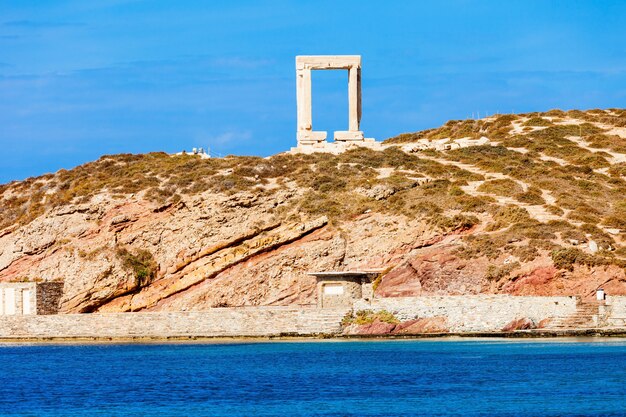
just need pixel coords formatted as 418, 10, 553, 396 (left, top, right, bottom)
2, 20, 84, 28
211, 130, 252, 146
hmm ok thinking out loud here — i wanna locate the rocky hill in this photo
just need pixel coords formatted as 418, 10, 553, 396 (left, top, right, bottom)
3, 108, 626, 313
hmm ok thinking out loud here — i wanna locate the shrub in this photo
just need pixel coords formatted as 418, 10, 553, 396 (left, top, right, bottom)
430, 214, 479, 232
311, 175, 347, 193
567, 210, 599, 224
116, 247, 157, 287
456, 235, 502, 260
523, 117, 553, 127
550, 247, 606, 271
515, 187, 545, 205
545, 205, 564, 216
341, 309, 399, 326
488, 205, 531, 230
477, 179, 523, 197
485, 262, 520, 281
603, 216, 626, 230
454, 194, 494, 212
298, 191, 343, 219
511, 245, 539, 262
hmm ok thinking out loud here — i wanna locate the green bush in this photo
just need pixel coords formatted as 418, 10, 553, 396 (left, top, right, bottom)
116, 247, 157, 287
477, 179, 523, 197
430, 214, 479, 232
511, 245, 539, 262
523, 117, 553, 127
341, 309, 399, 326
487, 205, 531, 230
515, 188, 545, 205
551, 247, 602, 271
485, 262, 520, 281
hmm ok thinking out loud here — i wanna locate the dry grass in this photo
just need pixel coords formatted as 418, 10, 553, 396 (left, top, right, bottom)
523, 117, 553, 127
477, 179, 523, 197
5, 108, 626, 272
341, 309, 399, 326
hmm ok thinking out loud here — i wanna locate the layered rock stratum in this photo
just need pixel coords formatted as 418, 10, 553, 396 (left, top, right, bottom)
3, 109, 626, 312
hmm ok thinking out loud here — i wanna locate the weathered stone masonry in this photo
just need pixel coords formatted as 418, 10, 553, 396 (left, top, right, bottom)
296, 55, 363, 145
354, 295, 579, 333
0, 295, 590, 339
0, 307, 350, 339
310, 271, 377, 309
0, 282, 63, 316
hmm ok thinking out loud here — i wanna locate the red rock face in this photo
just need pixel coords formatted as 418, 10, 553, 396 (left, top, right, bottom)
343, 320, 397, 335
376, 244, 488, 297
3, 178, 626, 313
502, 266, 559, 295
393, 317, 449, 334
375, 263, 422, 297
0, 191, 446, 313
501, 317, 536, 332
343, 317, 449, 335
503, 265, 626, 301
149, 227, 342, 310
537, 318, 553, 329
375, 241, 626, 303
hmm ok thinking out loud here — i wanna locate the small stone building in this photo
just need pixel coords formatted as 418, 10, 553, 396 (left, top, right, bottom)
0, 282, 64, 316
309, 271, 379, 308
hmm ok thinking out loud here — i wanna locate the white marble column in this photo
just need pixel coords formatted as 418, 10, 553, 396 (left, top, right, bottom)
296, 67, 312, 132
348, 66, 359, 132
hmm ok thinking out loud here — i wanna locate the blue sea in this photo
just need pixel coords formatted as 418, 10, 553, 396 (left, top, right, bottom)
1, 339, 625, 416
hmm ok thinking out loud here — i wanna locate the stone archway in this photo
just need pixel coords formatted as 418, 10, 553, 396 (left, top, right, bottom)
296, 55, 364, 146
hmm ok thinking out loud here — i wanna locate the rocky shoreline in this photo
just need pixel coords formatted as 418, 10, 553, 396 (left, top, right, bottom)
4, 328, 626, 344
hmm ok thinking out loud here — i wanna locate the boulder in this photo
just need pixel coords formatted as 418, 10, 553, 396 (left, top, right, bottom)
393, 316, 449, 334
342, 319, 396, 335
501, 317, 536, 332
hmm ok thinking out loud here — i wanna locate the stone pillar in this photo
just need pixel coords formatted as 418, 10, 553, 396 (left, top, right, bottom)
357, 67, 362, 127
296, 67, 312, 132
348, 66, 359, 132
3, 288, 16, 315
15, 288, 23, 316
296, 60, 327, 145
333, 63, 363, 141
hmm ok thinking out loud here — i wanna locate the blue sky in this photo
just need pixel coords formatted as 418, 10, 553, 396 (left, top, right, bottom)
2, 1, 626, 183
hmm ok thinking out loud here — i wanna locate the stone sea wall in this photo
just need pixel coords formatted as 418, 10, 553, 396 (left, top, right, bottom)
0, 307, 349, 339
606, 296, 626, 327
0, 295, 586, 340
354, 295, 579, 332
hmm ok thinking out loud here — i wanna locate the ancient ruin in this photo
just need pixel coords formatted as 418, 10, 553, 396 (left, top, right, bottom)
295, 55, 377, 150
0, 282, 64, 316
309, 271, 379, 308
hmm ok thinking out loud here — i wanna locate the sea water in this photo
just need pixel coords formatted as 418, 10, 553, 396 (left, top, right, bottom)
0, 339, 625, 416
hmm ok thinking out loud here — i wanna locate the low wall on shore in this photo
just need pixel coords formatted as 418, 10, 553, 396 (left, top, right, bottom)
0, 307, 350, 340
354, 295, 579, 332
607, 296, 626, 313
0, 295, 587, 340
606, 296, 626, 326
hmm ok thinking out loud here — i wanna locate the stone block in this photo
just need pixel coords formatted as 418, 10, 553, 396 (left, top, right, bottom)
333, 131, 364, 141
296, 55, 361, 70
297, 130, 327, 143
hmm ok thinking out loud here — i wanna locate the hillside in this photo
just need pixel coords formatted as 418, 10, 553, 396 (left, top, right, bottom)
2, 108, 626, 312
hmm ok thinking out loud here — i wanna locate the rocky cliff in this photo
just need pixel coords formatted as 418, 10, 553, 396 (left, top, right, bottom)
3, 108, 626, 312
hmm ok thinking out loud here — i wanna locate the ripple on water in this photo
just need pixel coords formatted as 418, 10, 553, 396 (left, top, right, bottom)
0, 339, 625, 416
